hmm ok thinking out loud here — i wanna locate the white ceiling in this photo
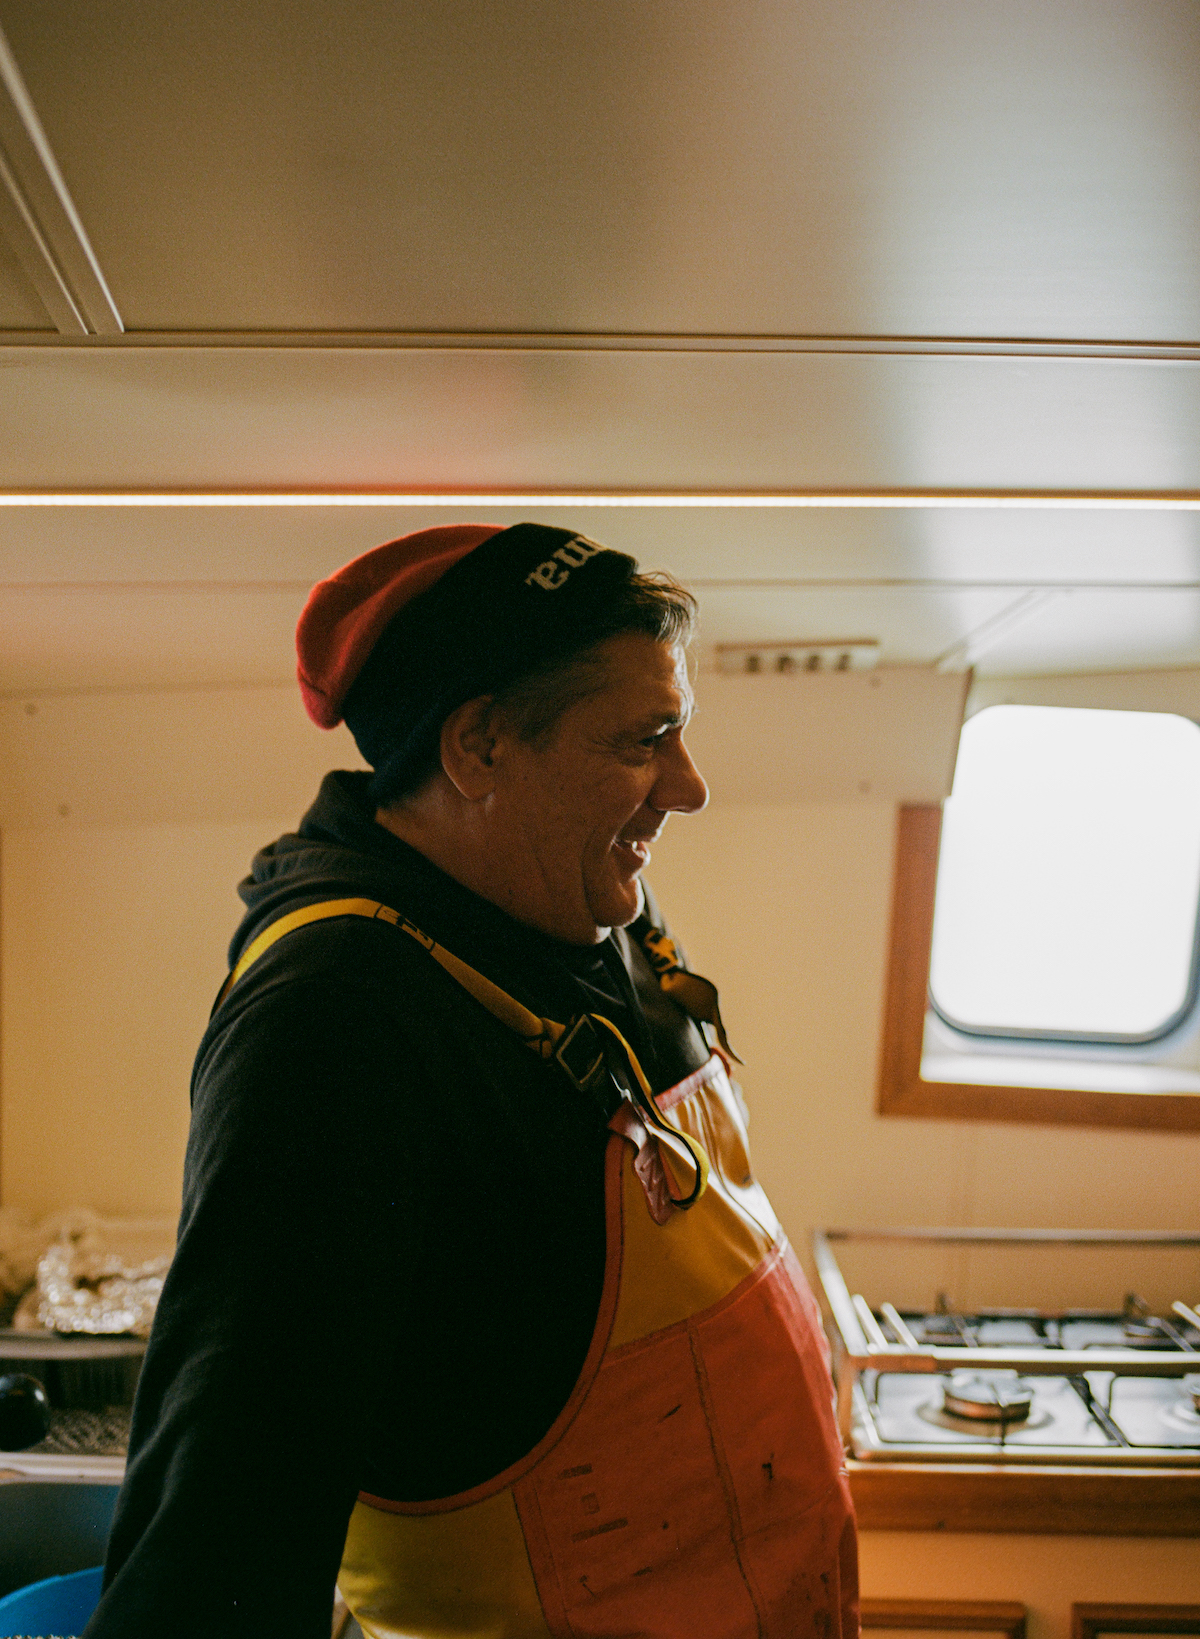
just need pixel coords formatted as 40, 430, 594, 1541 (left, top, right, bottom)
4, 0, 1199, 338
1, 0, 1199, 691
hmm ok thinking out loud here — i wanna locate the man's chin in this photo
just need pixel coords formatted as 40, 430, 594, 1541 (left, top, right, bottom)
585, 874, 643, 934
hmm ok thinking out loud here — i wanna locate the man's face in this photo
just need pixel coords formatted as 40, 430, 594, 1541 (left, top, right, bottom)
491, 633, 708, 943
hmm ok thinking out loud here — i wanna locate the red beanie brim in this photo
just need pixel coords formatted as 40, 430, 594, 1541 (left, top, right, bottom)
296, 524, 504, 727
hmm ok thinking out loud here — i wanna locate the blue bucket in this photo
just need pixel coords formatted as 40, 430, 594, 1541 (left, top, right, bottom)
0, 1564, 102, 1637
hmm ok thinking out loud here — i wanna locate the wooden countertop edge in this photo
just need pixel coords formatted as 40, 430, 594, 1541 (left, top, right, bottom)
848, 1459, 1200, 1535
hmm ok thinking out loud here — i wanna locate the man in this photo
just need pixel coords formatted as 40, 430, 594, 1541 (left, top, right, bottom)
86, 522, 858, 1638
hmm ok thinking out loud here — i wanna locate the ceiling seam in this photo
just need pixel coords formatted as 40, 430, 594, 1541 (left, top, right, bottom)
936, 589, 1068, 672
5, 580, 1200, 594
1, 490, 1199, 508
0, 331, 1198, 361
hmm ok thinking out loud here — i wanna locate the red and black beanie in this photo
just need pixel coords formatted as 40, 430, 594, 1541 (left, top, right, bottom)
296, 522, 640, 802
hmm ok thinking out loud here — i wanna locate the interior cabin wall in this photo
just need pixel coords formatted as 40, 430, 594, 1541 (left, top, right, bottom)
2, 682, 1198, 1295
0, 816, 290, 1219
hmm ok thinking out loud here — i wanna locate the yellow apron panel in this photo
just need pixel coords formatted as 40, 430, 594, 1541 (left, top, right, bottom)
668, 1062, 783, 1247
339, 1488, 554, 1639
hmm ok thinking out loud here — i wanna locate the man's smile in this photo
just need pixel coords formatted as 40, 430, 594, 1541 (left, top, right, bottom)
612, 835, 652, 870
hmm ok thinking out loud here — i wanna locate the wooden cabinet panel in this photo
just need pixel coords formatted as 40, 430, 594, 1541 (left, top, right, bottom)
850, 1461, 1200, 1536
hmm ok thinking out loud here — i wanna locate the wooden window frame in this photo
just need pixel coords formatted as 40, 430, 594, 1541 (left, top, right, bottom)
1071, 1604, 1200, 1639
861, 1599, 1026, 1638
877, 804, 1200, 1132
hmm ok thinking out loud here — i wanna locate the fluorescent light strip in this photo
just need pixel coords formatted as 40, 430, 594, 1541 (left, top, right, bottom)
1, 491, 1200, 508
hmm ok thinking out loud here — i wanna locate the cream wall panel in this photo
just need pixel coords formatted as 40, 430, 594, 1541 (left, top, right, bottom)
0, 669, 965, 826
0, 687, 367, 828
685, 669, 969, 805
1, 686, 1197, 1265
0, 818, 288, 1217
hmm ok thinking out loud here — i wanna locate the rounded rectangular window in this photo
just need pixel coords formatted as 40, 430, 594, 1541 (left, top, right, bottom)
929, 705, 1200, 1043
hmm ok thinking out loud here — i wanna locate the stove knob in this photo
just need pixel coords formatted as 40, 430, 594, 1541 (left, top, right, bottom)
0, 1372, 52, 1450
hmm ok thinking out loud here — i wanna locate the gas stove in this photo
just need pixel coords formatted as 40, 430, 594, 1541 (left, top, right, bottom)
813, 1227, 1200, 1467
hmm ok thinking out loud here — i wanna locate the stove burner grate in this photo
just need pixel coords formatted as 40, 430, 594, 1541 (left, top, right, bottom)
917, 1399, 1054, 1436
941, 1370, 1035, 1423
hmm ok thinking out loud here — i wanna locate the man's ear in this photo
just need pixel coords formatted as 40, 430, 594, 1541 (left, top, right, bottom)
439, 695, 505, 799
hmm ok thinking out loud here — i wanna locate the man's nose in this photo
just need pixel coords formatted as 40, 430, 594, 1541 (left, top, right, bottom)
654, 737, 709, 814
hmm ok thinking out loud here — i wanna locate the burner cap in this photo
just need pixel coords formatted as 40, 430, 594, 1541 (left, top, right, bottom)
942, 1370, 1034, 1424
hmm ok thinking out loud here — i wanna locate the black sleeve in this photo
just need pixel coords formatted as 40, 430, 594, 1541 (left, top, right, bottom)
84, 972, 433, 1639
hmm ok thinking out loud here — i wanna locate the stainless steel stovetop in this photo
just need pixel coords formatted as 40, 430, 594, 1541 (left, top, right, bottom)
813, 1227, 1200, 1467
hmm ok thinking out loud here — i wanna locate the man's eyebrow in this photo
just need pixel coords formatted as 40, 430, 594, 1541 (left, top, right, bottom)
632, 700, 693, 733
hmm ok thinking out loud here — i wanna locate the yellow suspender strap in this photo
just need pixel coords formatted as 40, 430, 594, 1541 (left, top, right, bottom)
217, 897, 709, 1205
218, 896, 565, 1058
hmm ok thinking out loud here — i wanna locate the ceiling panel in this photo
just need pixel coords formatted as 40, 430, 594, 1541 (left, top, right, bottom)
1, 1, 1199, 687
893, 506, 1200, 587
970, 669, 1200, 717
0, 581, 1011, 693
1, 348, 1199, 491
0, 233, 51, 328
7, 579, 1190, 694
5, 568, 1200, 694
692, 584, 1015, 667
6, 504, 1200, 589
0, 503, 926, 586
971, 587, 1200, 674
0, 0, 1197, 338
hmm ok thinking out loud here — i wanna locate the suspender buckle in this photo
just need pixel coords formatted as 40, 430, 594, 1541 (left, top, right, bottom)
554, 1015, 608, 1096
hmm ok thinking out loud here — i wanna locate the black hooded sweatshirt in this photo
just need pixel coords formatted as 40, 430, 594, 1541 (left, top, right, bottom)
85, 771, 711, 1639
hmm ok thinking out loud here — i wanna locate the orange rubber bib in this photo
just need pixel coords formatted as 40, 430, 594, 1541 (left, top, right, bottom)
338, 1056, 859, 1639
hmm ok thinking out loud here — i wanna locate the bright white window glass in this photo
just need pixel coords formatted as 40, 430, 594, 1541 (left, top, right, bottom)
929, 706, 1200, 1039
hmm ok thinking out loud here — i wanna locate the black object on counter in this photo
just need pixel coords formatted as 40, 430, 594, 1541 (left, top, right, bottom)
0, 1337, 146, 1412
0, 1371, 52, 1450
